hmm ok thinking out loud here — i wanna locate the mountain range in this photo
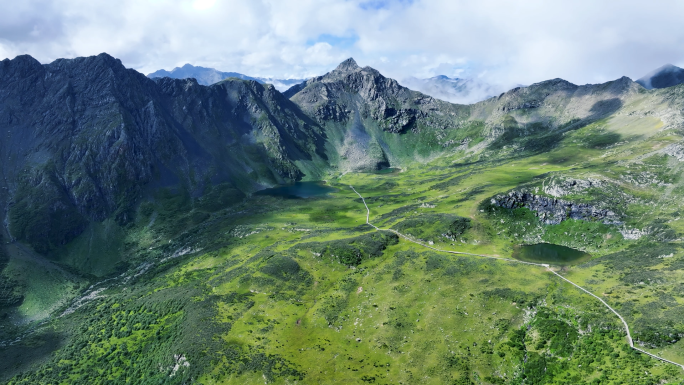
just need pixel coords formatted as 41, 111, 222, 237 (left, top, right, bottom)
148, 62, 684, 105
2, 53, 684, 383
148, 63, 306, 91
148, 64, 503, 104
1, 52, 682, 284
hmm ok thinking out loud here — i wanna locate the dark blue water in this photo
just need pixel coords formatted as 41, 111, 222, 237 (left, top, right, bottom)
513, 243, 591, 266
255, 181, 336, 199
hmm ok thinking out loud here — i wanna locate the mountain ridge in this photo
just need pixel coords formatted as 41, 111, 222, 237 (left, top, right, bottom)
2, 53, 679, 256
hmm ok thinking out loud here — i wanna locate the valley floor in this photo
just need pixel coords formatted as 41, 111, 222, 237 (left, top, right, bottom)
3, 115, 684, 384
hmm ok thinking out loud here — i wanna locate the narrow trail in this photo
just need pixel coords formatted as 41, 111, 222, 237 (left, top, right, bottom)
349, 185, 684, 370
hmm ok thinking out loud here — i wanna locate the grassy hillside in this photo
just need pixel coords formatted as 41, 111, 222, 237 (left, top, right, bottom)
4, 105, 684, 384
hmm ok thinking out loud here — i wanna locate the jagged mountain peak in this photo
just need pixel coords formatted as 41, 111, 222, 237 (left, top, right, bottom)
93, 52, 123, 64
1, 53, 137, 85
288, 56, 466, 139
334, 57, 360, 73
38, 53, 132, 78
298, 57, 385, 88
0, 54, 43, 78
3, 54, 41, 66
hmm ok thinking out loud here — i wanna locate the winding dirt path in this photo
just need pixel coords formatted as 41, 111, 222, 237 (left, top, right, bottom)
349, 185, 684, 370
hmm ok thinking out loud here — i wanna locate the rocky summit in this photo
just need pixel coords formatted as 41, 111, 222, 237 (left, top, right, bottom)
2, 54, 684, 384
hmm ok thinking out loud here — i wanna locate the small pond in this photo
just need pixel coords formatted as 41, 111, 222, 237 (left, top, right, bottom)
369, 167, 401, 175
254, 181, 336, 199
512, 243, 591, 266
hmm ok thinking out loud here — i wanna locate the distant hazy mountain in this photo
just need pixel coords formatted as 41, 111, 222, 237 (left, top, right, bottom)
148, 64, 257, 84
400, 75, 504, 104
636, 64, 684, 89
147, 63, 305, 91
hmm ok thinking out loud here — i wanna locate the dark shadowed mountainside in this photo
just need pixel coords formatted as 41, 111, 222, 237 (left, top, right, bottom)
0, 53, 327, 254
636, 63, 684, 89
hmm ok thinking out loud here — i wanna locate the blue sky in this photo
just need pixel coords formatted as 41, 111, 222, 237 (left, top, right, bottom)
1, 0, 683, 91
307, 34, 359, 49
359, 0, 414, 10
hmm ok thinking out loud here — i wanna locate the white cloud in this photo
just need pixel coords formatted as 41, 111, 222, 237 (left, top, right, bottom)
192, 0, 216, 10
1, 0, 683, 91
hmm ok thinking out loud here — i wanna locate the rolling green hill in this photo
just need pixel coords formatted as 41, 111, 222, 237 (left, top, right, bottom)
1, 55, 684, 384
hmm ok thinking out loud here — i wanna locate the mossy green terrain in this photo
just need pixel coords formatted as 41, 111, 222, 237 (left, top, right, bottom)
4, 107, 684, 384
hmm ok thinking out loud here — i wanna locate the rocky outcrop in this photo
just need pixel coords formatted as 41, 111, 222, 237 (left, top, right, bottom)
620, 228, 648, 240
543, 178, 605, 198
663, 143, 684, 161
492, 191, 621, 225
373, 107, 422, 133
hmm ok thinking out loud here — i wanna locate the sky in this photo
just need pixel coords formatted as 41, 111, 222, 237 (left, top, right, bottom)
2, 0, 684, 92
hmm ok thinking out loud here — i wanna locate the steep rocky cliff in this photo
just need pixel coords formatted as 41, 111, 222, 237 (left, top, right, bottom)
290, 58, 469, 134
0, 53, 327, 253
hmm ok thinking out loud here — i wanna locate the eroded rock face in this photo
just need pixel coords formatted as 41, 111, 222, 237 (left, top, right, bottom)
286, 58, 472, 172
492, 191, 621, 225
543, 178, 605, 198
663, 143, 684, 161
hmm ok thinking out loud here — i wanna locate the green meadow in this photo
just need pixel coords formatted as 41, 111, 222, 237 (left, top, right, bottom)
3, 112, 684, 385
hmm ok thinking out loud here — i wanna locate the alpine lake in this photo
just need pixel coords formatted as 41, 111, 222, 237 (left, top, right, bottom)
512, 243, 591, 266
254, 181, 337, 199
